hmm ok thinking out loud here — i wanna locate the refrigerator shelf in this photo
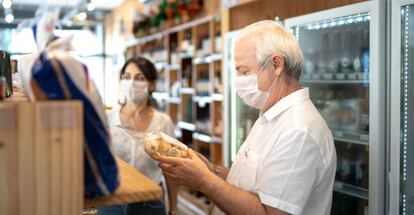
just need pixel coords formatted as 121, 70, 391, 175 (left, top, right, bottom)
333, 181, 368, 200
333, 130, 369, 145
301, 79, 369, 85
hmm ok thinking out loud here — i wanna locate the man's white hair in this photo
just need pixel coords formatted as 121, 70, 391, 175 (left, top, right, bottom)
237, 20, 304, 79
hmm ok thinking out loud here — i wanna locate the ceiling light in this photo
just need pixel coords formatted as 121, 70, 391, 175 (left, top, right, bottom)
2, 0, 12, 9
5, 13, 13, 23
76, 12, 87, 21
87, 2, 95, 11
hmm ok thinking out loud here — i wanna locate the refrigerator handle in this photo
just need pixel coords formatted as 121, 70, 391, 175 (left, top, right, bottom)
387, 171, 393, 215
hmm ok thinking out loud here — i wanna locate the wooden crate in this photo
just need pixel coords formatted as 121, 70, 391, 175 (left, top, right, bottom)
0, 101, 83, 215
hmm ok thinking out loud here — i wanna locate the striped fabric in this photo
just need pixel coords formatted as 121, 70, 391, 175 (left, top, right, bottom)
31, 52, 119, 198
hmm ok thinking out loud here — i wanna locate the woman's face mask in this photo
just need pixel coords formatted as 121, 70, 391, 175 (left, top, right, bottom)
234, 57, 278, 110
120, 80, 149, 104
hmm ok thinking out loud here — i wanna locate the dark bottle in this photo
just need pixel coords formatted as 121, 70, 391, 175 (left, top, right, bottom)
0, 75, 6, 100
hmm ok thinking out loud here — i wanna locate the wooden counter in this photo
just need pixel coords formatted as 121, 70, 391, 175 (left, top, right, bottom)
84, 157, 163, 208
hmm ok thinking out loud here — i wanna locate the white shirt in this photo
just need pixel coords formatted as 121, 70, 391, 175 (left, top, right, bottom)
109, 105, 175, 184
213, 88, 336, 215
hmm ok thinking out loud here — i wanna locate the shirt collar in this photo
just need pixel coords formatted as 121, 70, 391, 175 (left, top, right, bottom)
263, 88, 310, 121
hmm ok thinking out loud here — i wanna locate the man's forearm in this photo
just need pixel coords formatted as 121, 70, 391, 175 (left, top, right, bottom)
199, 174, 267, 215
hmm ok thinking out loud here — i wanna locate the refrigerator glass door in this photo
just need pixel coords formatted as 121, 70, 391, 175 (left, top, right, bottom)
224, 30, 260, 165
286, 8, 371, 215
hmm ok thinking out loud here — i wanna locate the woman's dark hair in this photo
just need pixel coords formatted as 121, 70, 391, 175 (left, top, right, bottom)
120, 56, 158, 83
119, 56, 158, 107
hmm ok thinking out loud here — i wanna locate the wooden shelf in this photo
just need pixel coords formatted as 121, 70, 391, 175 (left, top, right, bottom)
193, 132, 223, 144
177, 121, 197, 131
193, 96, 213, 106
180, 87, 196, 95
167, 64, 181, 71
152, 92, 169, 101
167, 97, 181, 104
211, 93, 224, 101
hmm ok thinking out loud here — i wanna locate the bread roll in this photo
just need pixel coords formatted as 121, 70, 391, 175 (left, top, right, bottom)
144, 132, 189, 158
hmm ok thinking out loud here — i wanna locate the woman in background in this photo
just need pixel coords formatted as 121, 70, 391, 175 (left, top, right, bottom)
99, 56, 177, 215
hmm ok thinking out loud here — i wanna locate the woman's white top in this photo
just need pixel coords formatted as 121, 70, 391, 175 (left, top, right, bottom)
109, 105, 175, 184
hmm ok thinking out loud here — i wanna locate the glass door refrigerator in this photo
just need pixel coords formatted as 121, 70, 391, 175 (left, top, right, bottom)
390, 1, 414, 214
285, 2, 385, 215
223, 30, 260, 166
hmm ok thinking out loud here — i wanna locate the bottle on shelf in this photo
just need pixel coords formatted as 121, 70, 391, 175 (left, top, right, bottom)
0, 75, 6, 100
316, 32, 329, 78
214, 72, 222, 94
361, 30, 370, 82
340, 29, 353, 76
303, 48, 316, 80
352, 28, 363, 74
327, 31, 341, 78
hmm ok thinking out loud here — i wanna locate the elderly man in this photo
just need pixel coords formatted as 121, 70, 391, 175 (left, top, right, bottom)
156, 20, 336, 215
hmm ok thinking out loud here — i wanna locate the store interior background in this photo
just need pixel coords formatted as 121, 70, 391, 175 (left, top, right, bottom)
2, 0, 413, 215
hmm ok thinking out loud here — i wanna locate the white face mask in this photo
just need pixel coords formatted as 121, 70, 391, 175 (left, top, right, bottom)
234, 57, 278, 110
120, 80, 149, 104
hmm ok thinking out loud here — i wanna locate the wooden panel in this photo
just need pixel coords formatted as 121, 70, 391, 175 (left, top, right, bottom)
34, 102, 83, 215
84, 157, 163, 208
0, 101, 83, 215
326, 0, 351, 8
0, 103, 19, 215
17, 103, 35, 215
228, 0, 366, 31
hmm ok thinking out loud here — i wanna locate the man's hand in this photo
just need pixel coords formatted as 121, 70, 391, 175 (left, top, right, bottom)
155, 149, 215, 191
195, 151, 214, 172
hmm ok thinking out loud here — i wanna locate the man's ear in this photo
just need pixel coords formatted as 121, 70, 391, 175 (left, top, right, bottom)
271, 55, 284, 76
